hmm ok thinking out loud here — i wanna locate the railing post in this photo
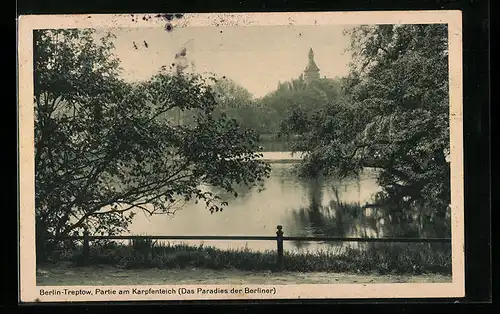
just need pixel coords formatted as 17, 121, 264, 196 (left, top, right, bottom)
82, 228, 90, 266
276, 225, 284, 271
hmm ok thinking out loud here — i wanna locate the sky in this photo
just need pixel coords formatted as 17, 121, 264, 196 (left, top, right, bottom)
100, 25, 354, 98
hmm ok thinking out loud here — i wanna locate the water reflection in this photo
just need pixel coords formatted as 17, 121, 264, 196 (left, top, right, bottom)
127, 161, 450, 253
288, 171, 451, 251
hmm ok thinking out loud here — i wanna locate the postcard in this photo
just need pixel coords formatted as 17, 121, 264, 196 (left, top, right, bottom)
17, 10, 464, 302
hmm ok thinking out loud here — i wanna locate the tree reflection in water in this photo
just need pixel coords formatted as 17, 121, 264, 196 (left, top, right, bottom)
289, 174, 451, 253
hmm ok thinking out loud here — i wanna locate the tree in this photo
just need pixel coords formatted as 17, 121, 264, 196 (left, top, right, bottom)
282, 24, 451, 218
211, 77, 254, 107
260, 76, 344, 134
209, 77, 264, 133
34, 29, 270, 250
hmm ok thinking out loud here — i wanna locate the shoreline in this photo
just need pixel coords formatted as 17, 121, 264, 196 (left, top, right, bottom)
39, 241, 452, 277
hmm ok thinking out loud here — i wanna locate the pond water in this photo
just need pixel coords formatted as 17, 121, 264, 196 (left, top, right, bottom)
126, 153, 451, 253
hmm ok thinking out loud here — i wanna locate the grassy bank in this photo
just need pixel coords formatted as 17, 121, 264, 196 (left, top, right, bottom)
43, 239, 451, 276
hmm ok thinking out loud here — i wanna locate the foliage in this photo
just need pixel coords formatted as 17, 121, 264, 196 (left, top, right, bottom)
210, 77, 270, 134
205, 75, 344, 138
56, 240, 451, 275
261, 76, 344, 134
34, 28, 270, 244
281, 24, 451, 217
211, 76, 254, 106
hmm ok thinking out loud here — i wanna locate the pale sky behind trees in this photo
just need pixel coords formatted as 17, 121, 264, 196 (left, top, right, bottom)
101, 25, 354, 98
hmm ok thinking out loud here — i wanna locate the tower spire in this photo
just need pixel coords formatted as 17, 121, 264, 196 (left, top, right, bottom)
304, 47, 320, 83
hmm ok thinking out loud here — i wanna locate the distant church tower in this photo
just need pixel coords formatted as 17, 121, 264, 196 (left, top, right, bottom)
303, 47, 320, 83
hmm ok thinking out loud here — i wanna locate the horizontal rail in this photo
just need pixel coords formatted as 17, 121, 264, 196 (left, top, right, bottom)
283, 236, 451, 243
49, 235, 277, 241
46, 235, 451, 243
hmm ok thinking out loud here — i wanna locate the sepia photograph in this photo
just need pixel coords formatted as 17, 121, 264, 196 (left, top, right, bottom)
18, 11, 464, 301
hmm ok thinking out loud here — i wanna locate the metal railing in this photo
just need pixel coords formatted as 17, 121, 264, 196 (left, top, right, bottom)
45, 225, 451, 271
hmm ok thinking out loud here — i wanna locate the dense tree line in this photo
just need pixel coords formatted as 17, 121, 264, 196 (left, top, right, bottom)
207, 74, 344, 148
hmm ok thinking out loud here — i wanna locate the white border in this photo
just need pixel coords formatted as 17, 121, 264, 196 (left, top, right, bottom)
18, 11, 464, 302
